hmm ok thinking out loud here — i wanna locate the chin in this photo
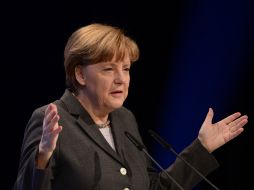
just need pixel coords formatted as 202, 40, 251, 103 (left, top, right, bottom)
109, 101, 124, 110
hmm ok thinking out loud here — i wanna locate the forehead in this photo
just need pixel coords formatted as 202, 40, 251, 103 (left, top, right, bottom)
99, 55, 131, 66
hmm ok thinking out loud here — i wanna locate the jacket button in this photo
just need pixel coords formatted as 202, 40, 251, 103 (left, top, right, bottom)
120, 167, 127, 175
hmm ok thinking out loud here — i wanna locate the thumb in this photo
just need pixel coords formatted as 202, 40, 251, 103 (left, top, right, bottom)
203, 108, 214, 124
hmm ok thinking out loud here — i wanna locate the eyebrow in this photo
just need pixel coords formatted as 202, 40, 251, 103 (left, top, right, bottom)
102, 62, 131, 67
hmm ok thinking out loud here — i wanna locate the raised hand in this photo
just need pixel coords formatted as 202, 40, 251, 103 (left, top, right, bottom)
198, 108, 248, 153
37, 103, 62, 169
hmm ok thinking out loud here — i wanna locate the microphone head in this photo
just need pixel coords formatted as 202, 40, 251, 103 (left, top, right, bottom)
125, 131, 145, 151
148, 129, 172, 149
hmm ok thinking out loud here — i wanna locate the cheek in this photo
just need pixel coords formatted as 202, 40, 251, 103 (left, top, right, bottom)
126, 76, 130, 85
89, 80, 108, 97
99, 80, 112, 95
124, 80, 130, 95
127, 78, 130, 88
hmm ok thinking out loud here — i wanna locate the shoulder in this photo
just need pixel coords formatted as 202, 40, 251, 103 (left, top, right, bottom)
30, 105, 48, 118
30, 99, 64, 121
32, 99, 65, 114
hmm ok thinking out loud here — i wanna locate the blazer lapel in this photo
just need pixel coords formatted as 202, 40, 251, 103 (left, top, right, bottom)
76, 117, 123, 164
60, 89, 124, 165
109, 112, 126, 159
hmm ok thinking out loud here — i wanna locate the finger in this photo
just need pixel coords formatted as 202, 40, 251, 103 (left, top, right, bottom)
220, 112, 241, 125
228, 128, 244, 141
45, 103, 56, 116
44, 114, 60, 133
203, 108, 214, 124
48, 126, 62, 146
51, 125, 62, 136
49, 114, 60, 131
230, 117, 248, 133
228, 115, 248, 127
44, 109, 58, 127
43, 103, 58, 127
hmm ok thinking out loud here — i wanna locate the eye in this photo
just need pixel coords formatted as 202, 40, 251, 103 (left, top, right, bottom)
103, 67, 113, 71
124, 67, 130, 71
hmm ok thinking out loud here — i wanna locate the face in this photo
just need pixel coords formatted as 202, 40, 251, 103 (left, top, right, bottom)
80, 56, 131, 113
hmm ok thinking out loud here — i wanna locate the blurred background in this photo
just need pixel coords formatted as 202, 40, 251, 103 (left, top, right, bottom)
3, 0, 254, 189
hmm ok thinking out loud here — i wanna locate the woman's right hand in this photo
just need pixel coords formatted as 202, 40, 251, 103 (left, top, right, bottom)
37, 103, 62, 169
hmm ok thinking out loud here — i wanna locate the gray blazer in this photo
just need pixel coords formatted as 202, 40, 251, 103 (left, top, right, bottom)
14, 89, 219, 190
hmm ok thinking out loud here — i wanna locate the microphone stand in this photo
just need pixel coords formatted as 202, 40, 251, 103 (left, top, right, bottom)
125, 131, 185, 190
149, 129, 220, 190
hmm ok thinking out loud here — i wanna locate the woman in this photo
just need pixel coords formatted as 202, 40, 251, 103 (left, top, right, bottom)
14, 23, 248, 190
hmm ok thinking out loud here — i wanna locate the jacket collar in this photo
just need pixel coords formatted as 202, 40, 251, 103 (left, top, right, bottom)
60, 89, 126, 165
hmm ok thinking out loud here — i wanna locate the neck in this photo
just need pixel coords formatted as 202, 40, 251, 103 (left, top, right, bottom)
74, 92, 109, 125
97, 120, 111, 128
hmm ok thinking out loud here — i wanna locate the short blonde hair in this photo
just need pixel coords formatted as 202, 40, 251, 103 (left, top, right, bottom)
64, 23, 140, 92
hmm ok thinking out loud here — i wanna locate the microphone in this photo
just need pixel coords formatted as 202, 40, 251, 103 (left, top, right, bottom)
148, 129, 220, 190
124, 131, 184, 190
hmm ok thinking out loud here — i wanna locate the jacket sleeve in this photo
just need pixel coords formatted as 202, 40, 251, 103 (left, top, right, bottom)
123, 108, 219, 190
13, 107, 57, 190
148, 138, 219, 190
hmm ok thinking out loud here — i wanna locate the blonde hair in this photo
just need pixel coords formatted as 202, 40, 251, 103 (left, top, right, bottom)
64, 23, 140, 92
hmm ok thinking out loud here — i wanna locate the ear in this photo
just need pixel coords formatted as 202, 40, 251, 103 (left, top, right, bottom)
75, 65, 86, 86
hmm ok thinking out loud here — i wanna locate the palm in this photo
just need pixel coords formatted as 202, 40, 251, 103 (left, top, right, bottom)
39, 103, 62, 153
198, 108, 248, 153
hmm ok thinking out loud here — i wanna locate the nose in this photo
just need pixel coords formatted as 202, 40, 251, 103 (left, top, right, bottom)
114, 70, 128, 84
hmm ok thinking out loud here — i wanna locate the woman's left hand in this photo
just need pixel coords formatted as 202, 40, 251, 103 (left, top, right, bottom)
198, 108, 248, 153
